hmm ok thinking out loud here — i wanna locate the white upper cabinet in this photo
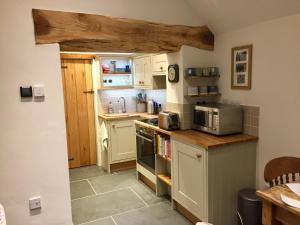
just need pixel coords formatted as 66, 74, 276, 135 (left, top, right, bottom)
152, 54, 168, 75
133, 54, 167, 89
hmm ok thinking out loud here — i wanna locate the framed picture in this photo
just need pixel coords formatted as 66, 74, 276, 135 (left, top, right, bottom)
231, 45, 253, 89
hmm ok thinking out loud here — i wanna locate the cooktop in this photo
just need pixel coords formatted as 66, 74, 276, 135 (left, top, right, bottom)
140, 118, 158, 126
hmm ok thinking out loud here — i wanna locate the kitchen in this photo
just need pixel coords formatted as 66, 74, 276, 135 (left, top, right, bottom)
2, 1, 300, 225
61, 49, 258, 225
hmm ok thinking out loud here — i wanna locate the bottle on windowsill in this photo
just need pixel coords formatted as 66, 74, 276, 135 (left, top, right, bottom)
108, 102, 114, 114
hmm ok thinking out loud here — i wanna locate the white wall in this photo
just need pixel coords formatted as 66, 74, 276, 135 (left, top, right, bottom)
215, 13, 300, 188
0, 0, 203, 224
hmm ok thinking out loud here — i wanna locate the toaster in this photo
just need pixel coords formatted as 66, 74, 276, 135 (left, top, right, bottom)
158, 111, 180, 131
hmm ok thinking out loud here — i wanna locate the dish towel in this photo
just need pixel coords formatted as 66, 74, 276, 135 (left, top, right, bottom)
0, 204, 6, 225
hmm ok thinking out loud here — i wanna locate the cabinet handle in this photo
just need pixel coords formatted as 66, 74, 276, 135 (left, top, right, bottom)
160, 66, 163, 71
196, 153, 202, 159
112, 125, 116, 129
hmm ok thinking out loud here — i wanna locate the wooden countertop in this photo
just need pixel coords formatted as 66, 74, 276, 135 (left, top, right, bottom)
98, 112, 158, 121
134, 120, 173, 136
171, 130, 258, 149
134, 120, 258, 149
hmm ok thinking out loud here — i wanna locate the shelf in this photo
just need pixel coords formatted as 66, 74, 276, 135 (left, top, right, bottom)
185, 93, 221, 98
98, 85, 134, 90
157, 173, 172, 186
157, 154, 171, 162
103, 72, 132, 76
185, 75, 220, 79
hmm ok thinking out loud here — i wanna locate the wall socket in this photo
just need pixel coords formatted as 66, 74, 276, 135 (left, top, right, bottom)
29, 196, 42, 210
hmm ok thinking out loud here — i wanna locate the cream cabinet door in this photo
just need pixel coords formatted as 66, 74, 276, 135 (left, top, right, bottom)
142, 56, 152, 87
172, 140, 207, 220
152, 54, 168, 75
133, 56, 152, 88
110, 120, 136, 162
133, 57, 144, 87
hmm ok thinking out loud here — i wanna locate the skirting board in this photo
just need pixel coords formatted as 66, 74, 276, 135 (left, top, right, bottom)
110, 160, 136, 173
136, 163, 156, 184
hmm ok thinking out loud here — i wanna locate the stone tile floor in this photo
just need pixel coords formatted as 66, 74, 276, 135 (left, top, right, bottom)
69, 166, 192, 225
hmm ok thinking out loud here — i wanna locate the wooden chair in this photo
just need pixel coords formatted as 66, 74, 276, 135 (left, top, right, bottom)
264, 157, 300, 187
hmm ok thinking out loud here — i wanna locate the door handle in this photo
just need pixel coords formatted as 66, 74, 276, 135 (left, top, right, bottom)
196, 153, 202, 159
83, 90, 94, 94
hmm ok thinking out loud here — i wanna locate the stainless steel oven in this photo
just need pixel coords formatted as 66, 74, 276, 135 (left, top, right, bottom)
136, 124, 156, 174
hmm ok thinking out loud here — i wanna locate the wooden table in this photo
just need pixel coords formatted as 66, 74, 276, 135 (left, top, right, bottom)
257, 184, 300, 225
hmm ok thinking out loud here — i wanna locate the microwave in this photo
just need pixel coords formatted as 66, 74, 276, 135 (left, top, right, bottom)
193, 103, 243, 135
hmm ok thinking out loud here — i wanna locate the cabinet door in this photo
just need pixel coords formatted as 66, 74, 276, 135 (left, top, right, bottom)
152, 54, 168, 75
143, 56, 152, 87
172, 140, 207, 220
110, 120, 136, 162
133, 57, 144, 87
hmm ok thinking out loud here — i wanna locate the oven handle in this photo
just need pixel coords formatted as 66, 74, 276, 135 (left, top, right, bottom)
136, 133, 153, 143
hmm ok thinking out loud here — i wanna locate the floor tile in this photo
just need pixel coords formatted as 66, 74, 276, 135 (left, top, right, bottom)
70, 165, 106, 182
70, 180, 95, 200
130, 182, 166, 205
113, 202, 192, 225
83, 217, 115, 225
71, 188, 145, 225
89, 170, 138, 194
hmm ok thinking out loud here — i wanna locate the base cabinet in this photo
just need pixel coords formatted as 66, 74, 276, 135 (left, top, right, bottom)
110, 120, 136, 162
99, 119, 136, 172
172, 139, 256, 225
172, 140, 207, 221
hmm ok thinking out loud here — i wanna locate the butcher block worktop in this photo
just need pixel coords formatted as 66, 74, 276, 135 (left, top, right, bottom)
134, 120, 258, 149
98, 112, 158, 121
171, 130, 258, 149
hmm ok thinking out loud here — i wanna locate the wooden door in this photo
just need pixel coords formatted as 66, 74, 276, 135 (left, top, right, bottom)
61, 59, 97, 168
110, 120, 136, 162
172, 140, 207, 220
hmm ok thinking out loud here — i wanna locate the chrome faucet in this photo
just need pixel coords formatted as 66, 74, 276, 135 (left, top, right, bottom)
118, 97, 126, 113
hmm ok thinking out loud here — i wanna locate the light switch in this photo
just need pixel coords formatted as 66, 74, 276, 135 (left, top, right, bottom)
29, 196, 42, 210
33, 85, 45, 97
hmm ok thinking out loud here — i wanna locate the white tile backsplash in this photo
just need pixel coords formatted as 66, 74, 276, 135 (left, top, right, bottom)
98, 89, 166, 114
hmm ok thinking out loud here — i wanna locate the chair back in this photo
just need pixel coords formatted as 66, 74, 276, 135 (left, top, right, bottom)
264, 157, 300, 187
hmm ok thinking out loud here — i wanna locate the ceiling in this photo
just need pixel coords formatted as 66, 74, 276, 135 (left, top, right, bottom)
185, 0, 300, 33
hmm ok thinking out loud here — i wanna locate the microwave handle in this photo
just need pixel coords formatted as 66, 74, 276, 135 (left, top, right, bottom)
208, 111, 213, 129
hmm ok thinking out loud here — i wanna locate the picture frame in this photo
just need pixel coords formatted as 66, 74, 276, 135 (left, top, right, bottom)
231, 45, 253, 89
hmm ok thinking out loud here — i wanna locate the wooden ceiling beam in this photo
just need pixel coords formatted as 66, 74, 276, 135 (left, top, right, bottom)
32, 9, 214, 53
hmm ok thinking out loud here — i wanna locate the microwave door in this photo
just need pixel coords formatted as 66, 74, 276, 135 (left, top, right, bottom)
194, 109, 209, 131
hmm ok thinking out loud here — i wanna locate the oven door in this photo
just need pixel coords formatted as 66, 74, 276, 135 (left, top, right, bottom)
136, 132, 156, 174
194, 107, 213, 132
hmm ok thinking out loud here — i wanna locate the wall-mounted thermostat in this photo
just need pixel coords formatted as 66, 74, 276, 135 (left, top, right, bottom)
33, 85, 45, 97
20, 86, 33, 98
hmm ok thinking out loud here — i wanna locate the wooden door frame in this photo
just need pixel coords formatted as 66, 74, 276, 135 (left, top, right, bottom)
60, 56, 97, 168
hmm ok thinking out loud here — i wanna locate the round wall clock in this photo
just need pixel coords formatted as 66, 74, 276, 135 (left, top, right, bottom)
168, 64, 179, 83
